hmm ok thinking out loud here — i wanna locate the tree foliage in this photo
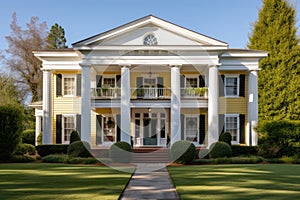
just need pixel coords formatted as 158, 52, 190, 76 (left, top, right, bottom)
248, 0, 300, 120
4, 12, 48, 102
46, 23, 67, 49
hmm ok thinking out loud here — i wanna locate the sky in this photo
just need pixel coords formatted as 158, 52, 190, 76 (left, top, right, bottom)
0, 0, 299, 52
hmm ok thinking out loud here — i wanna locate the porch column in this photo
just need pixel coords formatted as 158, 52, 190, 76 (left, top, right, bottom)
170, 65, 182, 145
208, 65, 219, 148
35, 115, 42, 146
81, 64, 91, 143
120, 65, 131, 144
42, 69, 52, 144
248, 70, 258, 146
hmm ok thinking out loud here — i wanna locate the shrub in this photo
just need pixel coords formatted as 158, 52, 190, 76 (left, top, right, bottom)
67, 141, 92, 158
110, 142, 132, 163
42, 154, 68, 163
14, 143, 36, 155
219, 132, 232, 146
171, 140, 196, 164
36, 145, 69, 157
70, 130, 81, 144
198, 149, 210, 159
231, 145, 258, 157
37, 132, 42, 145
66, 157, 100, 164
22, 129, 35, 145
9, 155, 35, 163
192, 156, 263, 165
0, 105, 23, 161
209, 142, 232, 158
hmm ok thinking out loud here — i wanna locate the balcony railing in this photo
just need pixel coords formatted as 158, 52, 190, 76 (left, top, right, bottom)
91, 87, 208, 99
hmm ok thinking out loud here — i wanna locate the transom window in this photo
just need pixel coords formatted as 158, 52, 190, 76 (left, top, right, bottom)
225, 114, 239, 143
225, 76, 239, 96
143, 34, 158, 45
103, 78, 115, 87
186, 78, 198, 88
63, 77, 75, 95
63, 115, 75, 143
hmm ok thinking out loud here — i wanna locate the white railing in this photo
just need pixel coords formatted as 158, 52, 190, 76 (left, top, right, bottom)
91, 87, 121, 98
181, 87, 208, 98
130, 88, 171, 99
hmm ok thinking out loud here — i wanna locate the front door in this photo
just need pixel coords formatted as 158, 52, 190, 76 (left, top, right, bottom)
143, 113, 157, 145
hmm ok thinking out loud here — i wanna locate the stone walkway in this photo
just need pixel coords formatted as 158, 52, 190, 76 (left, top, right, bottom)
120, 163, 180, 200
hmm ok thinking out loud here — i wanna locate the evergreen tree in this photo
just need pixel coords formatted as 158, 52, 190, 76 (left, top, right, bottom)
46, 23, 68, 49
248, 0, 300, 121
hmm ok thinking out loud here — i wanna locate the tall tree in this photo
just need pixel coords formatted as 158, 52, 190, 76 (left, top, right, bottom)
248, 0, 300, 121
46, 23, 68, 49
0, 72, 24, 106
4, 12, 48, 102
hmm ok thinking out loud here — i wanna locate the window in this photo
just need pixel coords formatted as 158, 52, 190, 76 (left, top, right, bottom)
63, 76, 75, 96
103, 78, 115, 88
225, 76, 239, 96
63, 115, 75, 143
186, 78, 198, 88
185, 115, 198, 142
143, 34, 158, 45
103, 116, 116, 142
225, 114, 239, 143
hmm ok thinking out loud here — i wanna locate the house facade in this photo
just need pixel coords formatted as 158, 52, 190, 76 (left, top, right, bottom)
32, 15, 267, 148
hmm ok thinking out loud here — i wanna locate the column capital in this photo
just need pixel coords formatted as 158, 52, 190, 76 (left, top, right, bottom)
119, 64, 131, 68
170, 64, 182, 68
79, 63, 91, 68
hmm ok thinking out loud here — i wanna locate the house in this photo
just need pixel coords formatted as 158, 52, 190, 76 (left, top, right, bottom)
31, 15, 267, 148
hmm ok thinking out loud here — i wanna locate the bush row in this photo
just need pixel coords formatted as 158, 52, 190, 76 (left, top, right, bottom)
36, 145, 69, 157
42, 154, 100, 164
192, 156, 264, 165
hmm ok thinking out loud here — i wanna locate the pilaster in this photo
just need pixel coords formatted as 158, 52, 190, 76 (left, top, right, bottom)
42, 69, 52, 144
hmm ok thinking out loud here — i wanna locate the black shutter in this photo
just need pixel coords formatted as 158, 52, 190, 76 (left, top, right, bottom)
219, 75, 225, 97
96, 75, 102, 88
239, 74, 245, 97
239, 114, 245, 144
56, 115, 62, 144
116, 114, 121, 142
181, 114, 185, 140
199, 75, 205, 87
76, 114, 81, 137
76, 74, 81, 96
157, 77, 164, 96
180, 75, 185, 88
219, 114, 225, 136
56, 74, 62, 96
199, 115, 205, 144
96, 115, 102, 145
116, 75, 121, 88
136, 77, 143, 98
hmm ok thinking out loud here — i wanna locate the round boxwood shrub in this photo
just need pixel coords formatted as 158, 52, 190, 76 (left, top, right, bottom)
109, 142, 132, 163
219, 132, 232, 146
171, 140, 196, 164
70, 130, 81, 144
209, 142, 232, 158
22, 129, 35, 145
14, 143, 36, 155
67, 141, 92, 158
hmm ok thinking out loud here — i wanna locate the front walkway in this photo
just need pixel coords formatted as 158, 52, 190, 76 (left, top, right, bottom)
120, 163, 179, 200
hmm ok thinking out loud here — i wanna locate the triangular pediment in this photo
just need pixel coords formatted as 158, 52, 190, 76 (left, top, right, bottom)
72, 15, 228, 47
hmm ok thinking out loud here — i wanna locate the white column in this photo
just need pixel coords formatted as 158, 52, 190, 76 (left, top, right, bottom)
208, 65, 219, 148
120, 65, 131, 144
35, 115, 42, 146
248, 70, 258, 146
170, 65, 181, 145
81, 64, 91, 143
42, 70, 52, 144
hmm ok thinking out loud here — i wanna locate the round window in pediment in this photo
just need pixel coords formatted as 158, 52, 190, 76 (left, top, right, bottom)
143, 34, 158, 45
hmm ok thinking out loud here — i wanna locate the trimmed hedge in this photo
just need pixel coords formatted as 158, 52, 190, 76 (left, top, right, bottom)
209, 142, 232, 158
42, 154, 68, 163
231, 145, 258, 157
42, 154, 100, 164
219, 132, 232, 146
110, 142, 132, 163
36, 145, 69, 157
14, 143, 36, 155
22, 129, 35, 145
171, 140, 196, 164
192, 156, 264, 165
67, 141, 92, 158
9, 155, 36, 163
70, 130, 81, 144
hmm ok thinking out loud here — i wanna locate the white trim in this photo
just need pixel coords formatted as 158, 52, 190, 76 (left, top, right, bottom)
224, 74, 240, 98
184, 114, 199, 145
62, 114, 77, 144
224, 114, 240, 145
62, 74, 77, 97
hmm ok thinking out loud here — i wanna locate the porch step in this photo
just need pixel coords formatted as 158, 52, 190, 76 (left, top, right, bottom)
132, 148, 170, 163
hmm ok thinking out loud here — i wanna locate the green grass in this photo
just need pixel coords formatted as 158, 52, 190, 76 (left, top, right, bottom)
0, 163, 134, 200
168, 164, 300, 200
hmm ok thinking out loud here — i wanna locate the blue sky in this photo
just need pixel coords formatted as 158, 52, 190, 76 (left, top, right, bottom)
0, 0, 299, 51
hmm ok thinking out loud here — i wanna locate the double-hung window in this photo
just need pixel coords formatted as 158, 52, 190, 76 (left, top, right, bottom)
225, 75, 239, 97
225, 114, 239, 144
185, 115, 199, 143
62, 115, 76, 143
63, 76, 75, 96
186, 78, 198, 88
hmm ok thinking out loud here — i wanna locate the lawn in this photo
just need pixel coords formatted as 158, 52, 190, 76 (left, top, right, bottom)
168, 164, 300, 200
0, 163, 134, 200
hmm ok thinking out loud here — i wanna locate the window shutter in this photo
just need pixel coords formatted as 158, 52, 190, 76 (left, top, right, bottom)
239, 114, 245, 144
157, 77, 164, 97
56, 115, 62, 144
96, 75, 102, 88
56, 74, 62, 96
180, 75, 185, 88
116, 114, 121, 142
76, 114, 81, 137
181, 114, 185, 140
96, 115, 102, 145
199, 115, 205, 144
218, 114, 225, 136
219, 75, 225, 97
136, 77, 144, 98
199, 75, 205, 87
116, 75, 121, 88
76, 74, 81, 96
239, 74, 245, 97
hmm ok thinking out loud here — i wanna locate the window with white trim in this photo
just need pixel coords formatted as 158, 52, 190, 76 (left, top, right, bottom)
62, 115, 76, 143
225, 114, 239, 143
103, 78, 115, 88
186, 78, 198, 88
185, 115, 199, 143
225, 75, 239, 97
63, 75, 75, 96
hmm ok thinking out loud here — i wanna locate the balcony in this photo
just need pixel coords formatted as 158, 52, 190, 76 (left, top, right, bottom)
92, 87, 121, 99
130, 88, 171, 99
181, 87, 208, 98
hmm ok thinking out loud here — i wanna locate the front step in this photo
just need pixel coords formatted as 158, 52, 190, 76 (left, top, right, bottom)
132, 148, 170, 163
